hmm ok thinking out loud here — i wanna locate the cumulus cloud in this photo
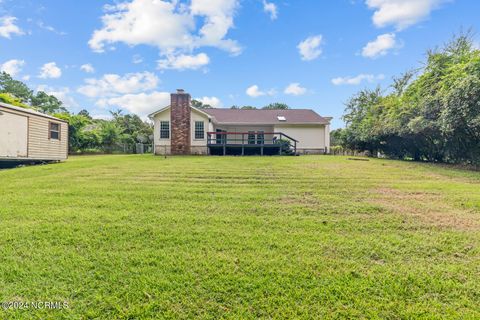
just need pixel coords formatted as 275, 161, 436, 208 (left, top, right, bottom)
362, 33, 398, 58
263, 1, 278, 20
196, 96, 222, 108
297, 35, 323, 61
38, 62, 62, 79
80, 64, 95, 73
157, 53, 210, 70
284, 83, 307, 96
0, 59, 25, 77
96, 91, 170, 116
246, 85, 275, 98
366, 0, 447, 30
331, 74, 385, 85
89, 0, 241, 69
0, 16, 23, 38
78, 72, 159, 98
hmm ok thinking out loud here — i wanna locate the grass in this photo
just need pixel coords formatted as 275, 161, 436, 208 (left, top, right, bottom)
0, 155, 479, 319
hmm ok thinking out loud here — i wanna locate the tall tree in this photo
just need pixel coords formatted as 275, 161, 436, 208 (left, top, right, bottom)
0, 72, 33, 103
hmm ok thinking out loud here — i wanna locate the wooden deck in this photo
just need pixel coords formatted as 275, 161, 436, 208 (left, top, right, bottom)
207, 132, 298, 156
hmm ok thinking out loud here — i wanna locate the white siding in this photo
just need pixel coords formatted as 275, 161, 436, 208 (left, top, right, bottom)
191, 109, 209, 147
153, 108, 171, 147
274, 124, 327, 151
0, 106, 68, 160
0, 110, 28, 158
213, 125, 274, 144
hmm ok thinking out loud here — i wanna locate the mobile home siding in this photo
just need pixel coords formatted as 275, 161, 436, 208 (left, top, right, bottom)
27, 116, 68, 160
0, 104, 68, 161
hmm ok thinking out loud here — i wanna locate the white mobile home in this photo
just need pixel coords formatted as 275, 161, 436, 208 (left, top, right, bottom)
0, 102, 68, 162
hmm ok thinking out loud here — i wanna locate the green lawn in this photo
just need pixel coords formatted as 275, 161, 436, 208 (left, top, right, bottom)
0, 155, 479, 319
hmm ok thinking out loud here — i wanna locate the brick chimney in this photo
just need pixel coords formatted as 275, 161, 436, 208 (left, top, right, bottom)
170, 89, 191, 154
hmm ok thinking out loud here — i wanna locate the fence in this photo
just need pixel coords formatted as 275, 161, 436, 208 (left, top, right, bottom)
70, 143, 153, 155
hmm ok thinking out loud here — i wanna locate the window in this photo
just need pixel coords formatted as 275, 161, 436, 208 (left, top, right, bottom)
195, 121, 205, 139
257, 131, 264, 145
248, 131, 256, 144
160, 121, 170, 139
49, 122, 60, 140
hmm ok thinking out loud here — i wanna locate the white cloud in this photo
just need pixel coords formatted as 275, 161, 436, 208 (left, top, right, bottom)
157, 53, 210, 70
362, 33, 398, 58
37, 21, 67, 35
78, 72, 159, 98
36, 85, 78, 108
196, 96, 222, 108
96, 91, 170, 116
22, 75, 31, 81
366, 0, 447, 30
80, 63, 95, 73
246, 85, 275, 98
0, 59, 25, 77
89, 0, 241, 66
263, 1, 278, 20
284, 83, 307, 96
38, 62, 62, 79
297, 35, 323, 61
331, 74, 385, 85
0, 16, 23, 38
132, 54, 143, 64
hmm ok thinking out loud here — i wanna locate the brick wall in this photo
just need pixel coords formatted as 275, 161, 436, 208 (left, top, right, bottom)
170, 89, 191, 154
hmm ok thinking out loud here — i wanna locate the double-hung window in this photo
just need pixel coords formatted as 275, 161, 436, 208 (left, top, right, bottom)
160, 121, 170, 139
194, 121, 205, 139
49, 122, 60, 140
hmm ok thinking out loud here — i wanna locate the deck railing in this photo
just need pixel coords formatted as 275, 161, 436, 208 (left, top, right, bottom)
206, 132, 298, 155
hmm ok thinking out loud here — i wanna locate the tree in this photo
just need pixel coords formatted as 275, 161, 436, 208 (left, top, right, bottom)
339, 32, 480, 165
262, 103, 289, 110
0, 72, 33, 103
229, 105, 257, 109
99, 121, 121, 153
31, 91, 67, 114
78, 109, 92, 119
192, 99, 213, 109
0, 92, 29, 108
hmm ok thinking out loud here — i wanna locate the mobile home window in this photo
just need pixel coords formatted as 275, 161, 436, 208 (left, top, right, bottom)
195, 121, 205, 139
160, 121, 170, 139
49, 122, 60, 140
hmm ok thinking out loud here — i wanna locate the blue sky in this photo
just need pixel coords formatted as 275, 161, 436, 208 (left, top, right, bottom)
1, 0, 479, 128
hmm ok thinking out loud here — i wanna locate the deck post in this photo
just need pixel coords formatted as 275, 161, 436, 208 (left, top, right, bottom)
261, 145, 264, 156
223, 133, 226, 156
242, 133, 245, 156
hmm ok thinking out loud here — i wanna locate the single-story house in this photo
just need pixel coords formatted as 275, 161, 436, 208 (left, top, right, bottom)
0, 102, 68, 162
148, 89, 332, 156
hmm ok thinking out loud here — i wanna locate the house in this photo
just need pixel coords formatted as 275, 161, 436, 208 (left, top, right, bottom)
148, 89, 332, 156
0, 102, 68, 163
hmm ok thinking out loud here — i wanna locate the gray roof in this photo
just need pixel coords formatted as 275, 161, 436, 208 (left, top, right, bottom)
0, 102, 67, 122
203, 108, 331, 125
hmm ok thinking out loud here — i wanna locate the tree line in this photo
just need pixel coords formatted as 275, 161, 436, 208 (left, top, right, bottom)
0, 72, 153, 154
332, 33, 480, 165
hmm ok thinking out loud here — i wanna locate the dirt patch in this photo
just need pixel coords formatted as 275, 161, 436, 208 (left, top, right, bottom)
372, 187, 479, 231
